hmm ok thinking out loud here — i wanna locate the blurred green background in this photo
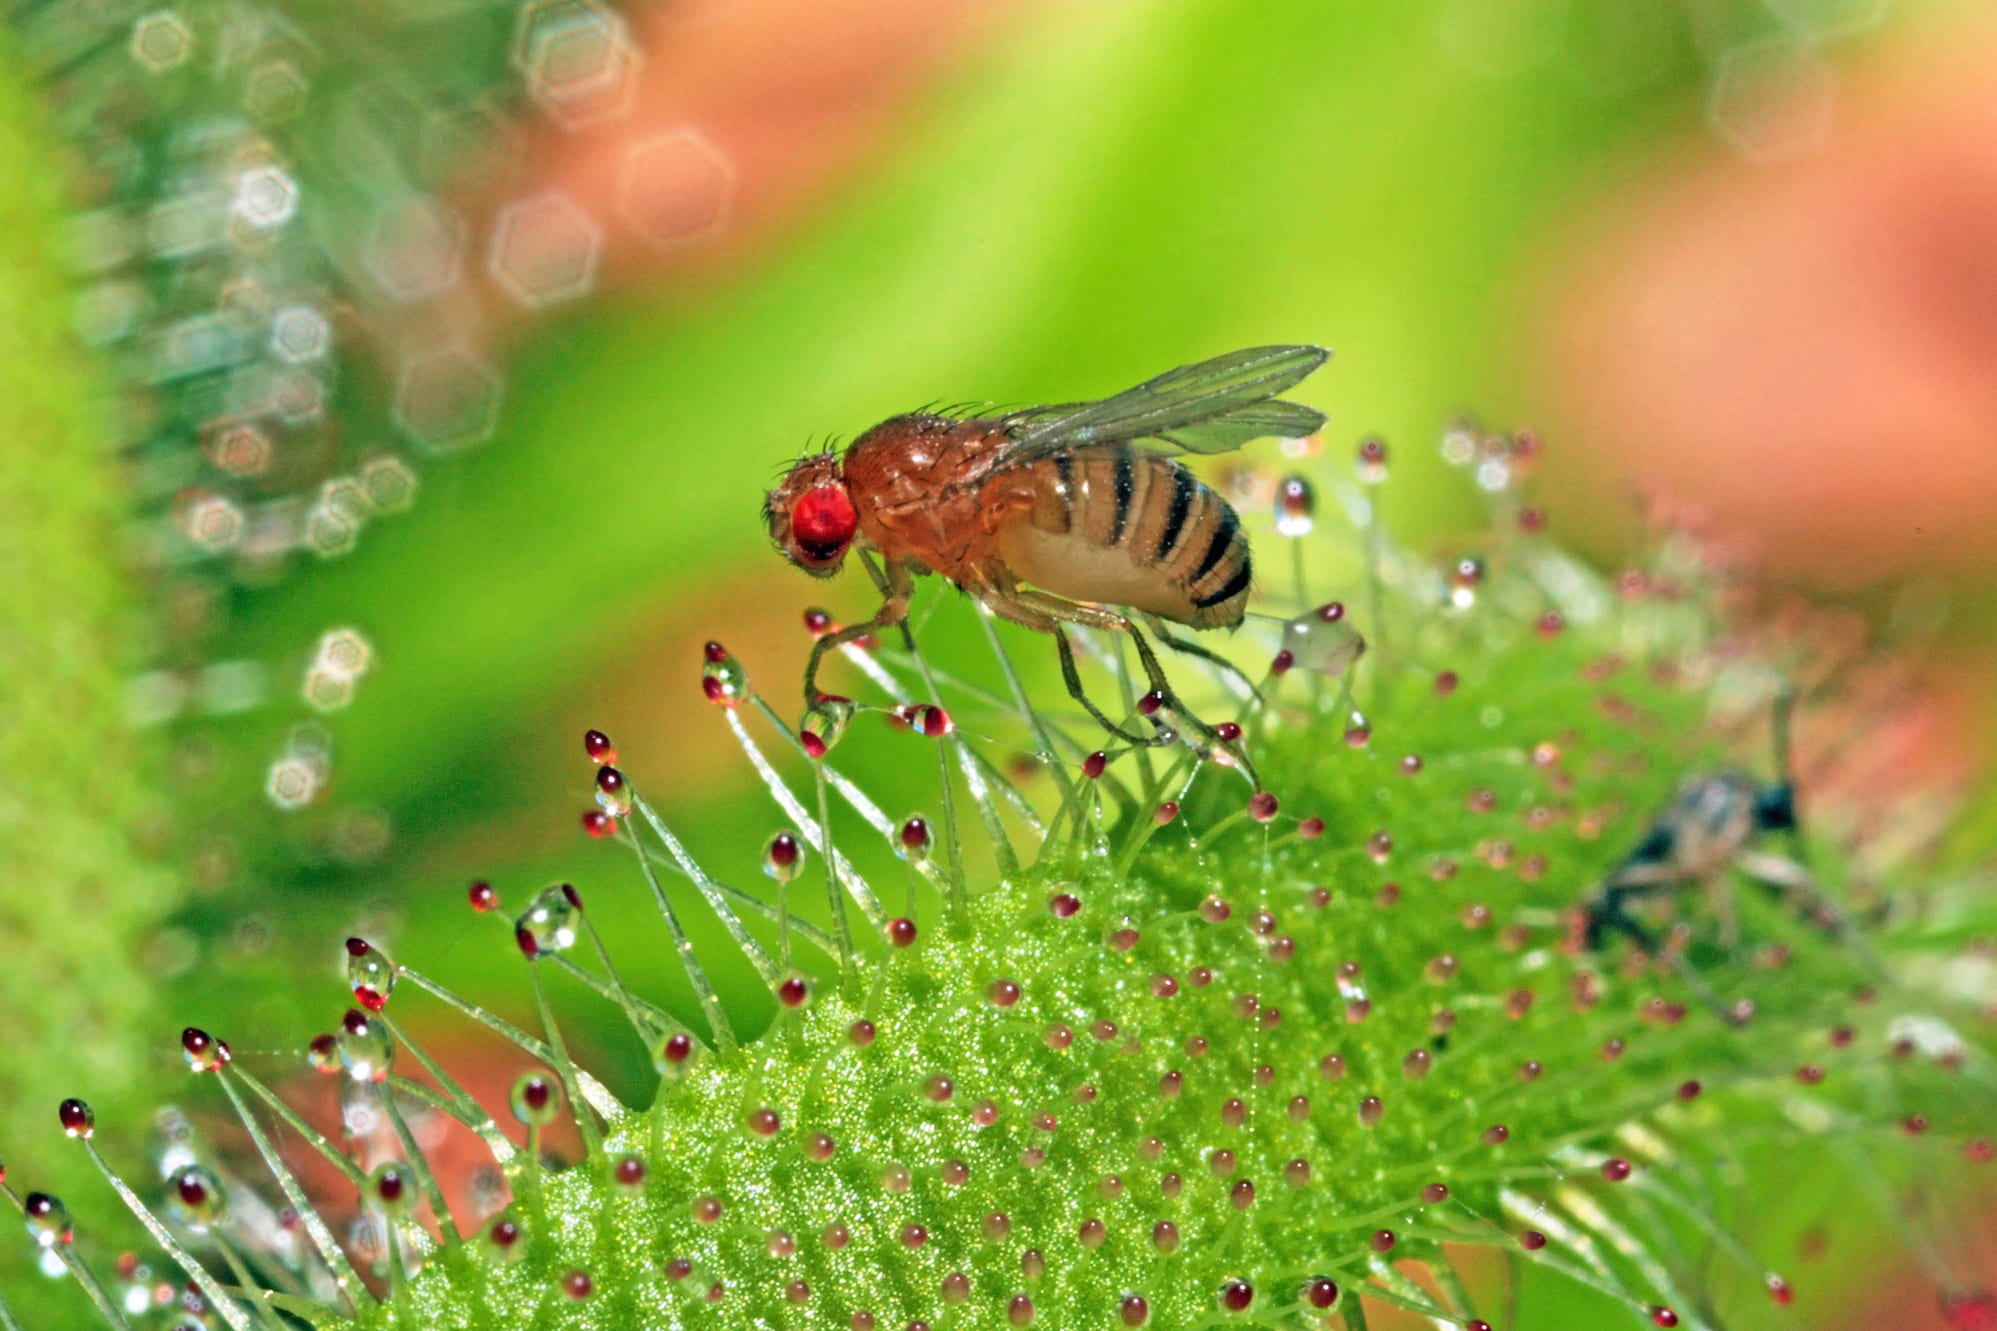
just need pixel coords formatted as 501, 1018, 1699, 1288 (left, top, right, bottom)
5, 0, 1992, 1325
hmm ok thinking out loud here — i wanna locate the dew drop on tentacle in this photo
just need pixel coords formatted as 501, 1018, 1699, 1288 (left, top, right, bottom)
307, 1032, 339, 1074
1274, 474, 1315, 537
467, 879, 498, 913
701, 642, 748, 707
337, 1008, 394, 1083
23, 1191, 72, 1248
57, 1098, 94, 1139
180, 1027, 232, 1073
655, 1030, 695, 1078
898, 817, 931, 863
168, 1164, 227, 1231
764, 832, 804, 884
510, 1071, 562, 1126
595, 765, 631, 818
514, 884, 580, 957
583, 728, 616, 765
800, 695, 854, 757
1357, 435, 1389, 483
1448, 556, 1485, 608
345, 937, 396, 1010
1279, 603, 1364, 677
370, 1162, 413, 1217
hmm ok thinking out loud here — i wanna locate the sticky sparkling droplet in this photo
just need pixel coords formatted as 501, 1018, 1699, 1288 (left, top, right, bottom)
799, 695, 855, 757
765, 832, 804, 884
701, 642, 747, 706
1279, 607, 1364, 677
345, 937, 396, 1011
584, 729, 615, 765
337, 1009, 393, 1083
168, 1165, 226, 1231
1275, 474, 1315, 536
181, 1027, 231, 1073
511, 1071, 562, 1126
515, 884, 580, 958
57, 1099, 93, 1140
24, 1192, 72, 1248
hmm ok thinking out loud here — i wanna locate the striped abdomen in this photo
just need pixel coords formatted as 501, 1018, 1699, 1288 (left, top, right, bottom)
992, 444, 1252, 629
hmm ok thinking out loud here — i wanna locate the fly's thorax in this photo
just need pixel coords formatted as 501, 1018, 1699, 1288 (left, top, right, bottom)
842, 416, 1013, 578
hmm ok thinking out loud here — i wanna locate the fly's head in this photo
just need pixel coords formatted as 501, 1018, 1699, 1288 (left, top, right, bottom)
765, 452, 857, 578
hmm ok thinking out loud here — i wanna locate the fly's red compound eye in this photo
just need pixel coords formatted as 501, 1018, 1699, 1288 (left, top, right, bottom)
791, 484, 857, 561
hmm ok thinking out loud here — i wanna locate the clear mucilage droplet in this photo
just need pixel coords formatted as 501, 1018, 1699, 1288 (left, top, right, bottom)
336, 1009, 394, 1083
345, 938, 396, 1011
764, 832, 804, 884
1274, 474, 1315, 537
23, 1192, 72, 1248
514, 884, 580, 957
1280, 605, 1365, 677
799, 695, 854, 757
168, 1164, 227, 1231
701, 642, 748, 707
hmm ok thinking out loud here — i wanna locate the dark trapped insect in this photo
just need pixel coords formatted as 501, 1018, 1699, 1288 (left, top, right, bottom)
1580, 694, 1870, 1021
764, 346, 1331, 780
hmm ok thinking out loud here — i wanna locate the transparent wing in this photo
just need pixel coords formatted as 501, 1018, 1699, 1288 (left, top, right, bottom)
975, 345, 1330, 480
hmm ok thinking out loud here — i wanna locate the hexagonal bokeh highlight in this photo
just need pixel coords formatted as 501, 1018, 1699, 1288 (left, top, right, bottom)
265, 755, 322, 811
131, 11, 194, 73
244, 59, 307, 122
314, 627, 374, 681
488, 191, 603, 308
513, 0, 641, 130
360, 454, 418, 512
394, 348, 503, 453
270, 305, 331, 363
180, 493, 245, 553
206, 422, 273, 477
363, 196, 467, 303
302, 666, 357, 713
303, 499, 360, 559
619, 128, 735, 251
1708, 40, 1837, 163
233, 164, 299, 230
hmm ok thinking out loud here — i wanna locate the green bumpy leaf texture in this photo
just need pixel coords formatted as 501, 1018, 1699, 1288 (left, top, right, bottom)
351, 588, 1969, 1331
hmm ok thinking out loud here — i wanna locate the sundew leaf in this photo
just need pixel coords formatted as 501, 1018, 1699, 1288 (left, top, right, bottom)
13, 432, 1994, 1331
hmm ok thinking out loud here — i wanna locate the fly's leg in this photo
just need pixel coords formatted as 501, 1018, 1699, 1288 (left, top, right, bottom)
1140, 613, 1264, 706
1736, 849, 1888, 974
802, 555, 915, 710
1003, 589, 1258, 788
1056, 629, 1168, 747
979, 589, 1166, 747
1121, 621, 1261, 790
1583, 860, 1744, 1024
1586, 888, 1743, 1027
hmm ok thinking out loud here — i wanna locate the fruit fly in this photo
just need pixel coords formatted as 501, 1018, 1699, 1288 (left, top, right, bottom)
1580, 693, 1870, 1022
764, 346, 1330, 774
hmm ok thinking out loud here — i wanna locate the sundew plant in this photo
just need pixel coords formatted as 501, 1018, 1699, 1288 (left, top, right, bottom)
9, 416, 1997, 1330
